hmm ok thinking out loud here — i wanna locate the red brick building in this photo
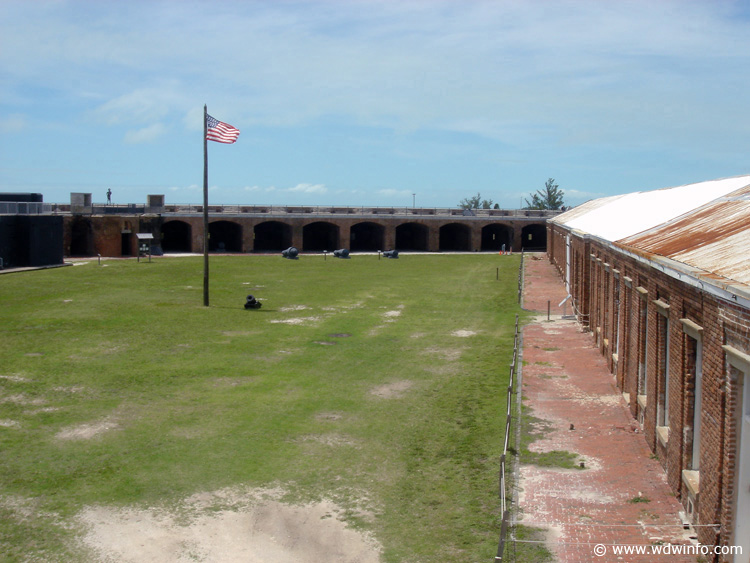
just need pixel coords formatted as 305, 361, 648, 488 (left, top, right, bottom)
548, 176, 750, 561
58, 198, 553, 257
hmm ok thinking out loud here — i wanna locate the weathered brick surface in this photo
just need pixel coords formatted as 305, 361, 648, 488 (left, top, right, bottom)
520, 255, 696, 562
546, 222, 750, 559
61, 214, 550, 256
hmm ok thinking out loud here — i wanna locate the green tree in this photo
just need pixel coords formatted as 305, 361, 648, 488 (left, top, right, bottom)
524, 178, 565, 210
459, 192, 494, 209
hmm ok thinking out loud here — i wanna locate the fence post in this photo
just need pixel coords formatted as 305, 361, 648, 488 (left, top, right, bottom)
495, 510, 510, 561
496, 311, 521, 561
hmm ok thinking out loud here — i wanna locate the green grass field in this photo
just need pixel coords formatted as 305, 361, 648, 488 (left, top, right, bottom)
0, 253, 523, 562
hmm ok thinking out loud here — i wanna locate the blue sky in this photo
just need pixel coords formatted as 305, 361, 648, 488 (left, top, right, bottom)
2, 0, 749, 209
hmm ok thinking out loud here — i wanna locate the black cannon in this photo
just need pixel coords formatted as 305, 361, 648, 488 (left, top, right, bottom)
244, 295, 262, 309
282, 247, 299, 259
383, 250, 399, 259
333, 248, 350, 259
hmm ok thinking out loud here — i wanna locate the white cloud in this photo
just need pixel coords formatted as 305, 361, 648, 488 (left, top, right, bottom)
2, 0, 750, 205
0, 113, 26, 133
94, 86, 186, 126
5, 0, 749, 148
243, 185, 277, 193
287, 183, 327, 194
377, 188, 412, 198
124, 122, 167, 144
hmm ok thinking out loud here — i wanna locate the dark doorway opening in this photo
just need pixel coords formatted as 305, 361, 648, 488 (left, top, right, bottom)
254, 221, 292, 252
350, 222, 384, 251
121, 232, 132, 256
161, 220, 192, 253
439, 223, 471, 251
209, 221, 242, 252
481, 224, 513, 251
70, 218, 94, 256
303, 222, 339, 251
395, 222, 428, 251
521, 224, 547, 251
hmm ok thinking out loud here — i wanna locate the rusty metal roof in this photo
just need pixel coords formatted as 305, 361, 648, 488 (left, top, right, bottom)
617, 183, 750, 286
553, 175, 750, 296
552, 176, 750, 241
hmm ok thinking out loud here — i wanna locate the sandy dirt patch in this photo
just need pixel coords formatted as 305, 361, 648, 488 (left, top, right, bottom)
422, 347, 463, 361
0, 374, 32, 383
56, 418, 120, 441
451, 329, 477, 337
315, 412, 344, 421
25, 406, 61, 415
295, 433, 358, 447
221, 330, 258, 337
212, 376, 259, 387
269, 317, 321, 325
77, 486, 382, 563
52, 385, 87, 394
370, 380, 413, 399
0, 393, 46, 406
279, 305, 310, 312
382, 304, 404, 322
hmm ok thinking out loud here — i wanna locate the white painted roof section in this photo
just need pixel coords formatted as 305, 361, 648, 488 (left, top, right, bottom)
557, 176, 750, 242
549, 194, 626, 226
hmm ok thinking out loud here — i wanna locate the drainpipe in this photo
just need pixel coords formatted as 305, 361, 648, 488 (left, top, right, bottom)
714, 382, 727, 552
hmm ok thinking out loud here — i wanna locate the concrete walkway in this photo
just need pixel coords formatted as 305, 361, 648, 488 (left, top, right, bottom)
518, 254, 697, 562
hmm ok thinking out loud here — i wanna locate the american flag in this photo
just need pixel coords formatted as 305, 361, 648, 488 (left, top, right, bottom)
206, 114, 240, 144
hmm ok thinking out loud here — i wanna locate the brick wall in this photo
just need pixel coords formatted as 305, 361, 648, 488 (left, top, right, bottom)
548, 225, 750, 556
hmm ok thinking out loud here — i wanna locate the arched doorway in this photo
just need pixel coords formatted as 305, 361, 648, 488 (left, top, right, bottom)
209, 220, 242, 252
521, 224, 547, 251
70, 218, 94, 256
350, 222, 384, 251
395, 222, 428, 251
161, 220, 192, 253
439, 223, 471, 251
254, 221, 292, 252
303, 222, 339, 251
481, 224, 513, 251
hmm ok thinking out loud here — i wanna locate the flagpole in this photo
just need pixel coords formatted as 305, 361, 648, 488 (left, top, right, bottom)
203, 104, 210, 307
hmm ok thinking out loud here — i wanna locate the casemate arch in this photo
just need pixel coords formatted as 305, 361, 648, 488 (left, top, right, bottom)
521, 224, 547, 250
395, 223, 429, 251
481, 224, 513, 251
254, 221, 292, 252
70, 218, 95, 256
62, 211, 552, 257
161, 220, 192, 253
350, 222, 385, 251
439, 223, 471, 251
209, 220, 242, 252
303, 221, 339, 251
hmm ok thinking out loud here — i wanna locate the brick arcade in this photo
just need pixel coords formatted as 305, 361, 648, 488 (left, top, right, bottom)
60, 198, 555, 257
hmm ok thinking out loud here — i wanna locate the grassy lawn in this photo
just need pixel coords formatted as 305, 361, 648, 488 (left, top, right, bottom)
0, 253, 522, 562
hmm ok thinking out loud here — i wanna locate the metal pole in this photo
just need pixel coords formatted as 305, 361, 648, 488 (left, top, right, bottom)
203, 104, 209, 307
